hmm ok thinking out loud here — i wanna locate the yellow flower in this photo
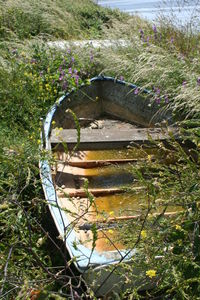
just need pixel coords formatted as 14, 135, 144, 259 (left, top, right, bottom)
109, 211, 114, 215
141, 230, 147, 239
52, 120, 56, 125
175, 225, 182, 231
108, 229, 113, 234
146, 269, 156, 278
37, 139, 41, 145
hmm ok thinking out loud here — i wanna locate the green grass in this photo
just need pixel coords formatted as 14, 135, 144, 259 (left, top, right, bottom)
0, 0, 125, 40
1, 0, 200, 299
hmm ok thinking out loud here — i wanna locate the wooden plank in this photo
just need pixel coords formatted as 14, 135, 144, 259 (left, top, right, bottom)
68, 158, 142, 168
79, 211, 181, 230
51, 127, 177, 145
61, 188, 124, 198
59, 186, 144, 198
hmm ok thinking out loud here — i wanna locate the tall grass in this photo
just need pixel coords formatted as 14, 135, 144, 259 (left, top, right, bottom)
0, 0, 125, 40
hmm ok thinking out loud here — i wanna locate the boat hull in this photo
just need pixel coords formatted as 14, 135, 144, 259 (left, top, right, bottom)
40, 76, 171, 296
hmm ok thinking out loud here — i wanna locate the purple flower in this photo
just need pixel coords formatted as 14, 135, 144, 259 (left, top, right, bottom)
62, 59, 66, 66
74, 69, 78, 74
197, 77, 200, 86
59, 74, 64, 81
71, 57, 75, 63
182, 81, 187, 87
139, 29, 144, 39
134, 87, 139, 95
164, 95, 169, 104
59, 65, 62, 71
31, 58, 36, 64
68, 67, 72, 74
153, 24, 157, 33
12, 48, 18, 54
75, 75, 79, 85
62, 80, 68, 90
67, 49, 71, 54
155, 97, 161, 104
119, 76, 124, 81
90, 50, 94, 61
171, 37, 174, 43
156, 88, 161, 95
39, 71, 43, 77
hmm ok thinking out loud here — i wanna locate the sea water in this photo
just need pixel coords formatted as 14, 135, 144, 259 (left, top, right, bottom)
98, 0, 200, 27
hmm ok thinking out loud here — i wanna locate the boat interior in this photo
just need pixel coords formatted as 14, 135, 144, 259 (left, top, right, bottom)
49, 80, 180, 254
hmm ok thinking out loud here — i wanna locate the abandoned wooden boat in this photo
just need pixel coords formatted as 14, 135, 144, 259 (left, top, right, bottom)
40, 76, 176, 296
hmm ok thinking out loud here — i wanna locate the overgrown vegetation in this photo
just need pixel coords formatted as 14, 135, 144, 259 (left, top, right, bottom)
1, 0, 200, 299
0, 0, 125, 40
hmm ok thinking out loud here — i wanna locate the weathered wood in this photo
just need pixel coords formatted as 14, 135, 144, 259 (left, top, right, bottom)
79, 211, 181, 230
51, 127, 178, 150
59, 186, 144, 198
61, 188, 124, 198
68, 158, 142, 168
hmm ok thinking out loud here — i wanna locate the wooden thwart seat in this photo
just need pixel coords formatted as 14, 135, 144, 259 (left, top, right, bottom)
51, 127, 178, 150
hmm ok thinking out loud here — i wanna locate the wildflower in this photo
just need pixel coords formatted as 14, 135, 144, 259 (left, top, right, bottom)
31, 58, 36, 64
141, 230, 147, 239
197, 77, 200, 86
171, 37, 174, 43
146, 36, 150, 45
109, 211, 114, 215
139, 28, 144, 39
62, 81, 68, 90
68, 67, 72, 74
108, 229, 113, 234
90, 50, 94, 61
164, 95, 169, 104
52, 120, 56, 125
119, 76, 124, 81
147, 155, 152, 162
146, 269, 156, 278
175, 225, 182, 230
155, 97, 161, 104
153, 24, 157, 33
59, 75, 64, 81
75, 75, 79, 86
37, 139, 41, 145
134, 87, 139, 95
182, 80, 187, 87
12, 48, 18, 54
156, 88, 160, 95
71, 57, 75, 63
